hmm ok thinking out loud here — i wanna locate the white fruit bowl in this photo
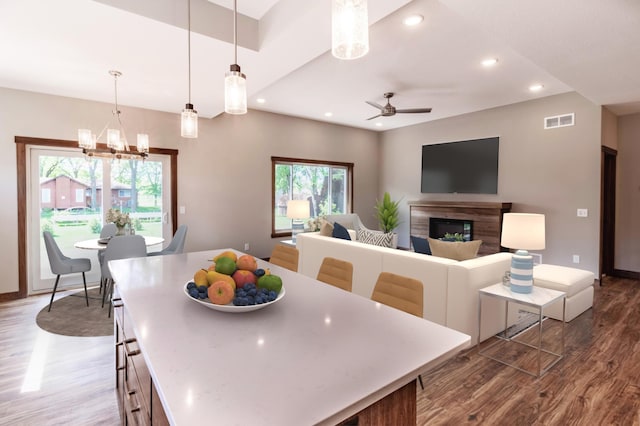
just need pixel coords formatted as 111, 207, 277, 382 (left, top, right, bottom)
183, 281, 286, 313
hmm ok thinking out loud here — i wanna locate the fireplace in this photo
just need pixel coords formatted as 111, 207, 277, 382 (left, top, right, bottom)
429, 218, 473, 241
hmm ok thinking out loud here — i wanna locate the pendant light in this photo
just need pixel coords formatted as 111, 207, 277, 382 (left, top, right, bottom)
224, 0, 247, 114
181, 0, 198, 137
78, 70, 149, 160
332, 0, 370, 60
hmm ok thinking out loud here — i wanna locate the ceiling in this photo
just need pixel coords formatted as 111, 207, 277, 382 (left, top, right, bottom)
1, 0, 639, 132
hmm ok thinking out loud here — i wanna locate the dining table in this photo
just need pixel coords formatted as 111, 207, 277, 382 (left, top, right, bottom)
108, 248, 471, 425
74, 235, 164, 250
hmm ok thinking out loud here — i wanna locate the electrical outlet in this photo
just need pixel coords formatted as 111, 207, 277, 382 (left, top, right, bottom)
244, 243, 250, 251
577, 208, 588, 217
573, 255, 580, 263
179, 205, 186, 214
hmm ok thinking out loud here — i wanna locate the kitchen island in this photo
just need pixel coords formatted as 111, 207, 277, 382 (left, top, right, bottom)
109, 249, 470, 425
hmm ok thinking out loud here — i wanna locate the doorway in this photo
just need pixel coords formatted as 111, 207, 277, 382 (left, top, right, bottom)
601, 146, 617, 280
15, 137, 178, 299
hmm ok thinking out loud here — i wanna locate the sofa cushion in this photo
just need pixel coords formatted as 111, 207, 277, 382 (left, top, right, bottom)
428, 238, 482, 261
533, 264, 594, 298
319, 220, 334, 237
410, 235, 431, 255
332, 222, 352, 240
357, 229, 393, 248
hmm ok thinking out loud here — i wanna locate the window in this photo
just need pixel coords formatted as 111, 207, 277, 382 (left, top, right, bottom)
272, 157, 353, 237
75, 188, 84, 203
41, 188, 51, 203
118, 189, 131, 197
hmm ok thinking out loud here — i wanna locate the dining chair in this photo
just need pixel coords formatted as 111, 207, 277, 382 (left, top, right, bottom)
316, 257, 353, 292
43, 231, 92, 312
101, 235, 147, 316
147, 225, 188, 256
97, 223, 118, 293
269, 244, 299, 272
371, 271, 425, 389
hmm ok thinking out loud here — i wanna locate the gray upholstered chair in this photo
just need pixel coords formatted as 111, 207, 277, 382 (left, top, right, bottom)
147, 225, 188, 256
97, 223, 118, 292
43, 231, 92, 312
101, 235, 147, 316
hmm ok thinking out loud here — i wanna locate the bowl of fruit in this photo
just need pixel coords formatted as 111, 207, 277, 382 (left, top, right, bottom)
184, 251, 285, 313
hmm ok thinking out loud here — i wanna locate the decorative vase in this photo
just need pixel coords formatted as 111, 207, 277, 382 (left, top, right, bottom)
116, 225, 126, 236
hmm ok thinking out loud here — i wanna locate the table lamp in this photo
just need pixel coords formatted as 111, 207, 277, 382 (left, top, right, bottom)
500, 213, 545, 294
287, 200, 310, 243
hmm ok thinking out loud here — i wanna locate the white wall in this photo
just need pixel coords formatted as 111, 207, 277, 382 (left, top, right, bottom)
379, 92, 602, 275
0, 87, 379, 295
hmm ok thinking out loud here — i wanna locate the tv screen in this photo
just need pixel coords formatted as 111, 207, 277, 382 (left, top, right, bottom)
421, 137, 499, 194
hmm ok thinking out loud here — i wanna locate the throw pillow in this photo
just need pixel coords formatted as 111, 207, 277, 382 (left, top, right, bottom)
319, 220, 334, 236
410, 235, 431, 255
427, 237, 482, 261
358, 229, 393, 248
332, 222, 352, 240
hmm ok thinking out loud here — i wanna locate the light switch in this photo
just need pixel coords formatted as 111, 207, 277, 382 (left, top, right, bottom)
179, 206, 186, 214
577, 209, 588, 217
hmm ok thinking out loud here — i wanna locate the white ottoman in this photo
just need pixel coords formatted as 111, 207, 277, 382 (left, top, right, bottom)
533, 264, 595, 321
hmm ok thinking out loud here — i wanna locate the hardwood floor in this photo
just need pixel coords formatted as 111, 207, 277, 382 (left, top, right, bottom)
0, 289, 119, 425
1, 277, 638, 425
418, 276, 640, 425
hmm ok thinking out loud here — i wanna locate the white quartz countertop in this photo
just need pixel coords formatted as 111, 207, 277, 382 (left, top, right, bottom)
109, 249, 470, 425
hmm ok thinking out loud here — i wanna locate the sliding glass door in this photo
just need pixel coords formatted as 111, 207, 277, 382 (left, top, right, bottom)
28, 146, 172, 294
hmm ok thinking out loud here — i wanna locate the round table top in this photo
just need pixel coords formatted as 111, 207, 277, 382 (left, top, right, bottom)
74, 236, 164, 250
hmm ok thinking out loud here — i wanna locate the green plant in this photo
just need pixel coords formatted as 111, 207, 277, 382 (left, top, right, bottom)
375, 192, 401, 233
443, 232, 464, 242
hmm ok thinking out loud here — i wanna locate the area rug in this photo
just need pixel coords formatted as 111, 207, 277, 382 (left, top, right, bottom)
35, 287, 113, 337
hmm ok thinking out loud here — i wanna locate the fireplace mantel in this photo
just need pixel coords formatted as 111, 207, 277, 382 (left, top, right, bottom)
408, 201, 512, 256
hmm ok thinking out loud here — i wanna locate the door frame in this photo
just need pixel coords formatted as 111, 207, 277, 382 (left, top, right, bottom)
600, 146, 617, 280
11, 136, 178, 301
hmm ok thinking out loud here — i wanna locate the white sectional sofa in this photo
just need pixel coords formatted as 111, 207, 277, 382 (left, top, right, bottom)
296, 232, 514, 343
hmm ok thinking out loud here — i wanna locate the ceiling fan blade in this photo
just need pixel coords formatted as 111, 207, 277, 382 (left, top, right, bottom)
396, 108, 432, 114
366, 101, 385, 110
366, 113, 382, 120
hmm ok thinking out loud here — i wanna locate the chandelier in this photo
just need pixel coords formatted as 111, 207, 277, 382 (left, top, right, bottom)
331, 0, 370, 60
181, 0, 198, 137
78, 70, 149, 159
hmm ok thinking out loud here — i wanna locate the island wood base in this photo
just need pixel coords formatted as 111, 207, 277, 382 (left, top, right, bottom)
339, 380, 417, 425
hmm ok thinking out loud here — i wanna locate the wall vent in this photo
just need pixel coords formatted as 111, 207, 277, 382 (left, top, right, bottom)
544, 113, 575, 129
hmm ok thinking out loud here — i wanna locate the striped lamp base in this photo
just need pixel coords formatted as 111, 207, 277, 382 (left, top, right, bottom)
510, 250, 533, 294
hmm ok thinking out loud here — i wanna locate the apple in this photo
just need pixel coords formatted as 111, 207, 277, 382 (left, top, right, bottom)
236, 254, 258, 272
208, 280, 235, 305
232, 269, 257, 288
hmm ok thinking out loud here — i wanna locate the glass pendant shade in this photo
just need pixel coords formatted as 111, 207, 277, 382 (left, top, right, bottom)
78, 129, 96, 149
224, 65, 247, 115
137, 133, 149, 153
181, 104, 198, 138
332, 0, 369, 60
107, 129, 121, 149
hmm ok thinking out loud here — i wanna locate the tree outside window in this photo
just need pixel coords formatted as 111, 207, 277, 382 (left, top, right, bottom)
272, 157, 353, 237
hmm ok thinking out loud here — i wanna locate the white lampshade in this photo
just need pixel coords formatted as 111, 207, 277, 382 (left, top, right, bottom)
286, 200, 310, 219
224, 67, 247, 115
501, 213, 546, 250
181, 104, 198, 138
136, 134, 149, 153
332, 0, 370, 60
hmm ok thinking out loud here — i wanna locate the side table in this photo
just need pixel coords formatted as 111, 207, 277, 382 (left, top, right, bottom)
477, 283, 566, 377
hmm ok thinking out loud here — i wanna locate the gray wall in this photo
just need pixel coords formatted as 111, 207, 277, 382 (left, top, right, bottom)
379, 92, 602, 275
616, 113, 640, 272
0, 87, 379, 295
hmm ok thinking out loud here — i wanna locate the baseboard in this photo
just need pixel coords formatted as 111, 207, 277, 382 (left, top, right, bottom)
0, 291, 22, 302
612, 269, 640, 280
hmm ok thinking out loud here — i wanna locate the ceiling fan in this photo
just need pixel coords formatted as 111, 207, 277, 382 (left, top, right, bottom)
365, 92, 432, 120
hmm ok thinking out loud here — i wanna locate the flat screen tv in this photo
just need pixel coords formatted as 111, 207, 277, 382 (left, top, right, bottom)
421, 137, 499, 194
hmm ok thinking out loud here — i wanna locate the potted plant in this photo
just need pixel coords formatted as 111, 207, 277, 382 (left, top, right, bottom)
375, 192, 401, 247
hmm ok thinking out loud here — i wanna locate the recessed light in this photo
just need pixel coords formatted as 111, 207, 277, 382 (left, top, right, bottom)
481, 58, 498, 67
256, 98, 266, 104
375, 122, 383, 127
403, 14, 424, 26
529, 84, 544, 92
324, 112, 333, 117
